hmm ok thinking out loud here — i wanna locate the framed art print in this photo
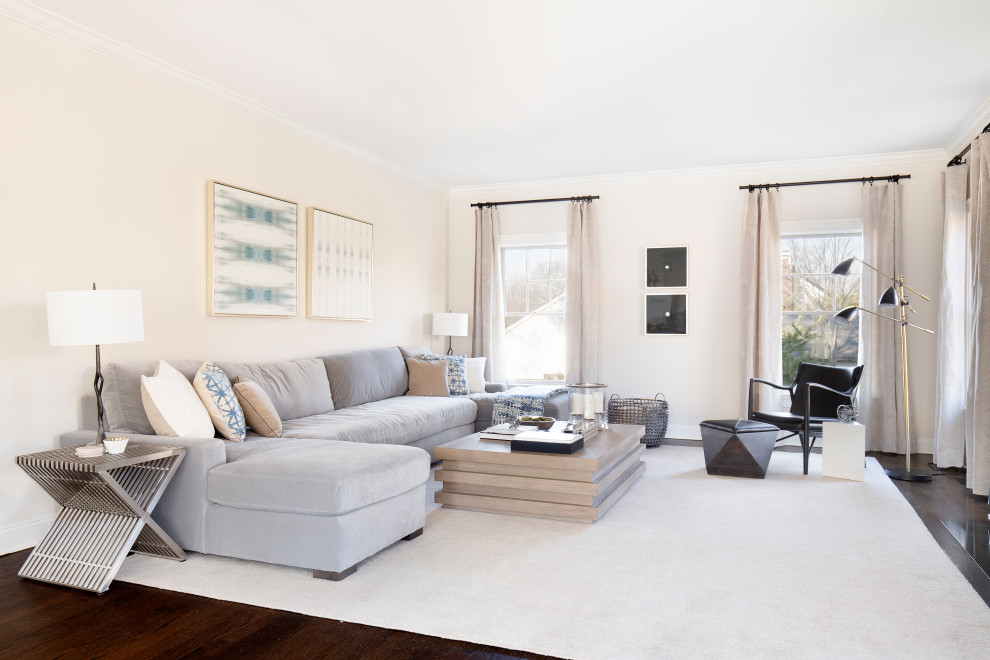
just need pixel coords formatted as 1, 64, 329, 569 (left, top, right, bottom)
207, 182, 297, 317
645, 246, 688, 288
308, 208, 373, 320
645, 294, 687, 335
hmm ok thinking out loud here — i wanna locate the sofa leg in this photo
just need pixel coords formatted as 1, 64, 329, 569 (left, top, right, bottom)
402, 527, 423, 541
313, 564, 357, 581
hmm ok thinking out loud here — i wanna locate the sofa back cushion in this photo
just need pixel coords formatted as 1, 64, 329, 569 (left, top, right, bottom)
104, 359, 203, 435
321, 347, 408, 408
217, 359, 333, 421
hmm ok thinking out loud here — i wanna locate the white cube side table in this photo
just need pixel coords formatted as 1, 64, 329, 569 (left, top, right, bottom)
822, 421, 865, 481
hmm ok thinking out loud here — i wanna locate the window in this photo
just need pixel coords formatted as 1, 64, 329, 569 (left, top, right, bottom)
502, 244, 566, 382
781, 231, 861, 384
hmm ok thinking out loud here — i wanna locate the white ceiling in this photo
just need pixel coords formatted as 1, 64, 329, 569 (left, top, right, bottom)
20, 0, 990, 187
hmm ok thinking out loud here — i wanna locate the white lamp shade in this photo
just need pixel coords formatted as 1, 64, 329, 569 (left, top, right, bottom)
432, 312, 468, 337
46, 289, 145, 346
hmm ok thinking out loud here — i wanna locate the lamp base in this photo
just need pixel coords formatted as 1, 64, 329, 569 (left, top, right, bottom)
884, 467, 932, 482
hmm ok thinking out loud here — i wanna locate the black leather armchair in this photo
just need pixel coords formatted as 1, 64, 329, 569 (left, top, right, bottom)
748, 362, 865, 475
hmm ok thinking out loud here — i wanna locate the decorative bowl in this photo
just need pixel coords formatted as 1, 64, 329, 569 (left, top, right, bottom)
104, 437, 129, 455
518, 416, 555, 431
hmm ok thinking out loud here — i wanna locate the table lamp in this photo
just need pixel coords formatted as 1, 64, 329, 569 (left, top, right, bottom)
432, 312, 468, 355
47, 285, 144, 445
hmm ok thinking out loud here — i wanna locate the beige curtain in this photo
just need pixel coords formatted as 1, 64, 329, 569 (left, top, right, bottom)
965, 136, 990, 496
860, 182, 905, 453
740, 188, 781, 413
934, 166, 969, 467
565, 200, 599, 383
472, 205, 506, 383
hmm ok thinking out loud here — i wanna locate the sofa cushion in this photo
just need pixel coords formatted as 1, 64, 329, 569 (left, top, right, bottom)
277, 395, 477, 445
233, 379, 282, 437
321, 347, 408, 408
218, 359, 333, 420
141, 360, 215, 438
209, 439, 429, 516
194, 362, 246, 441
405, 358, 450, 397
104, 359, 203, 435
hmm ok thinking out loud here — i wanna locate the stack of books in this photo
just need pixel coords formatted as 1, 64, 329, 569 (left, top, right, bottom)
479, 423, 537, 441
510, 429, 585, 454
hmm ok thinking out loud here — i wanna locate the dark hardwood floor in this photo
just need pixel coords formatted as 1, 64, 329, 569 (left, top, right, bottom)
2, 445, 988, 659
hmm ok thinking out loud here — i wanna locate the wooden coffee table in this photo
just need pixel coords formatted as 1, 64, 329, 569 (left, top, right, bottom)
434, 423, 645, 523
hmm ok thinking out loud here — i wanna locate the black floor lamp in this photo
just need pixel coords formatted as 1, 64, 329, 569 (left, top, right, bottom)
831, 257, 935, 481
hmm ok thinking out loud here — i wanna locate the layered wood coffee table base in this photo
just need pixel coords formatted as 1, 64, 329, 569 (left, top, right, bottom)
435, 424, 645, 523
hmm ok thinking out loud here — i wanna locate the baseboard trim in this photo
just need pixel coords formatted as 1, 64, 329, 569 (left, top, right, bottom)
665, 424, 702, 441
0, 515, 54, 556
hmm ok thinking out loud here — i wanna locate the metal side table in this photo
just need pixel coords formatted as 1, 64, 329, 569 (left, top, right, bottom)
16, 442, 186, 593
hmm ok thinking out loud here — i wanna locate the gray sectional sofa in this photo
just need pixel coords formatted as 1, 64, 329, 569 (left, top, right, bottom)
59, 345, 521, 580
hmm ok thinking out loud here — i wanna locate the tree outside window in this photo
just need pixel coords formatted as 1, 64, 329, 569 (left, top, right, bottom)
781, 233, 861, 384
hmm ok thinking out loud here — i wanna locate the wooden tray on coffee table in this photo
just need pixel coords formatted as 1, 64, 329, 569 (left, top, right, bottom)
434, 423, 646, 523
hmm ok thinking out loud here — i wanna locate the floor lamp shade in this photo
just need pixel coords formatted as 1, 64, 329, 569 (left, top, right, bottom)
47, 290, 144, 346
432, 313, 468, 338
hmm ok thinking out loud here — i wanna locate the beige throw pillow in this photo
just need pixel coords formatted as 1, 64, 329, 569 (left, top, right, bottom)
465, 357, 487, 393
233, 378, 282, 438
140, 360, 215, 438
405, 358, 450, 397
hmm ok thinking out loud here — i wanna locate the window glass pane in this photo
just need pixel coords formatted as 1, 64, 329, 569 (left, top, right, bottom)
503, 249, 527, 281
802, 276, 833, 312
551, 249, 567, 279
783, 237, 805, 274
528, 249, 551, 280
504, 282, 527, 314
780, 231, 861, 385
501, 244, 567, 382
529, 282, 550, 309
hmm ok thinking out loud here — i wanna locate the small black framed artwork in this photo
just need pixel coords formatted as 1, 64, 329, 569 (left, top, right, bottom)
645, 294, 687, 335
645, 246, 688, 288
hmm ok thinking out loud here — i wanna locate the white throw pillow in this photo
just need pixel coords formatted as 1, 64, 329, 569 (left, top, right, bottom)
141, 360, 215, 438
465, 357, 487, 393
193, 362, 247, 441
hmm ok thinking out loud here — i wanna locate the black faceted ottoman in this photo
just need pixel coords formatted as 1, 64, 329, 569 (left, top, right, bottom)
700, 419, 779, 479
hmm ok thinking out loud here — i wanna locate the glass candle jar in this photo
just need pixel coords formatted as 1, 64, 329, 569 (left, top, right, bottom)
567, 383, 608, 430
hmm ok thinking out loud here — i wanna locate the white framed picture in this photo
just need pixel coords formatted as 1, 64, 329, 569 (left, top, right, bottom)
645, 246, 688, 288
645, 293, 688, 335
308, 208, 373, 321
207, 181, 297, 317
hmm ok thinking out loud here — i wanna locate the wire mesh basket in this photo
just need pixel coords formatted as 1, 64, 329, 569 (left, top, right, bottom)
607, 394, 668, 447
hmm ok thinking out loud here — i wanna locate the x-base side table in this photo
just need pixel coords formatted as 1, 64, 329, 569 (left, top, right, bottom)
16, 442, 187, 593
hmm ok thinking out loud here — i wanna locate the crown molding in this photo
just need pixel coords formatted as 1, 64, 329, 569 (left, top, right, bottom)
449, 149, 947, 197
0, 0, 449, 193
945, 90, 990, 160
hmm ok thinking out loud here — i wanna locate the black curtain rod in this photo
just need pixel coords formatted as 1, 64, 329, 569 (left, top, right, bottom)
947, 120, 990, 167
739, 174, 910, 191
471, 195, 599, 208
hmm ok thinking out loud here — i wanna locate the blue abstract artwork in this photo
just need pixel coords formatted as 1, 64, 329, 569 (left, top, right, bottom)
210, 182, 297, 316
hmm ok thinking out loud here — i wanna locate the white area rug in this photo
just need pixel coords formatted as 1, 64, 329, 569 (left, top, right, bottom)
117, 446, 990, 659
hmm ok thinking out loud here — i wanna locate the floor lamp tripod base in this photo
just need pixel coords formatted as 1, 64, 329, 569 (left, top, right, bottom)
885, 467, 932, 482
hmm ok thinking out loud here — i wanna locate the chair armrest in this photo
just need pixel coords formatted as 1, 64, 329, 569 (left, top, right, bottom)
59, 430, 226, 553
748, 378, 792, 418
806, 382, 854, 398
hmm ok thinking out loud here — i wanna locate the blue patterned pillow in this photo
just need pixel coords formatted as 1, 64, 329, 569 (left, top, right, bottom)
193, 362, 246, 441
419, 354, 469, 396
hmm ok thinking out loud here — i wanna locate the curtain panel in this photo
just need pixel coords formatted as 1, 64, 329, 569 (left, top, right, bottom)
740, 189, 781, 413
565, 200, 600, 383
860, 182, 906, 453
471, 206, 506, 383
965, 137, 990, 496
934, 166, 969, 467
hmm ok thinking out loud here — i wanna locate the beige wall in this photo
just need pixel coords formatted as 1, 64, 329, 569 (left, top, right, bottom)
449, 156, 945, 443
0, 17, 449, 553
